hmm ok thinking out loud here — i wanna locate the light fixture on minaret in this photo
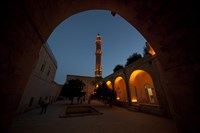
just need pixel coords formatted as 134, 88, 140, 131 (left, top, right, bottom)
95, 33, 103, 83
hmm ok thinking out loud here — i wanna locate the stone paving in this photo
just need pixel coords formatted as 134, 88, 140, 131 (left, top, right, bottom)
10, 100, 178, 133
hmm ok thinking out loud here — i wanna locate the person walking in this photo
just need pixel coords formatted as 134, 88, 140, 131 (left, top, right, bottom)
40, 97, 49, 114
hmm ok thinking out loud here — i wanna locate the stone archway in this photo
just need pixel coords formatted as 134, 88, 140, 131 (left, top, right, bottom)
129, 70, 158, 104
114, 76, 127, 102
1, 1, 199, 132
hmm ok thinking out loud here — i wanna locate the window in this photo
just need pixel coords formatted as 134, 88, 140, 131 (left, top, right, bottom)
47, 67, 51, 76
40, 61, 46, 72
28, 97, 34, 107
145, 84, 155, 103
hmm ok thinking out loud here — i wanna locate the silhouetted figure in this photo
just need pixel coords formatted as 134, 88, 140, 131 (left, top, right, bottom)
88, 96, 91, 104
80, 97, 83, 104
40, 97, 49, 114
77, 97, 80, 104
70, 97, 74, 105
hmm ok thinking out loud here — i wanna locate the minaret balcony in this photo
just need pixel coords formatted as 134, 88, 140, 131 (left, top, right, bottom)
95, 51, 102, 54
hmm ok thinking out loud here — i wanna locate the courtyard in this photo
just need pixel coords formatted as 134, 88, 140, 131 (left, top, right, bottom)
10, 100, 177, 133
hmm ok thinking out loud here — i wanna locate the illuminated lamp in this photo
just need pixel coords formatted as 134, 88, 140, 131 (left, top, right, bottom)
131, 98, 137, 102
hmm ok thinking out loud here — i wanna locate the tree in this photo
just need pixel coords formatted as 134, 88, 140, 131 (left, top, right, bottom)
143, 45, 150, 57
125, 52, 142, 66
61, 79, 85, 104
60, 83, 68, 97
113, 64, 124, 73
94, 82, 109, 100
94, 82, 116, 107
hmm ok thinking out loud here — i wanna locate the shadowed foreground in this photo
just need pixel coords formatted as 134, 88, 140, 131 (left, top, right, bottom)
10, 100, 177, 133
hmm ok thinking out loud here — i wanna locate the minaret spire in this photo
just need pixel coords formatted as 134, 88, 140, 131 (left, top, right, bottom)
95, 33, 103, 83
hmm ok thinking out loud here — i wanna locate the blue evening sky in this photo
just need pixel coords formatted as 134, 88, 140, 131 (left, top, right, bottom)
47, 10, 146, 84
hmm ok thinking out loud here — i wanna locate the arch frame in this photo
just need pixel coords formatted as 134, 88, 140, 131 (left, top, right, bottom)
1, 1, 199, 132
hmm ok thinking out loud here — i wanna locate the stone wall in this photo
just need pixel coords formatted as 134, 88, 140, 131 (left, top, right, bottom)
17, 43, 59, 113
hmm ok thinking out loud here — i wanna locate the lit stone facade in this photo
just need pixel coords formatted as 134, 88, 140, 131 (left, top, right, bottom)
102, 54, 170, 117
17, 43, 61, 113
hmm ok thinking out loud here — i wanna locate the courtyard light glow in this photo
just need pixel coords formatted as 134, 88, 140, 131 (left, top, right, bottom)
131, 99, 137, 102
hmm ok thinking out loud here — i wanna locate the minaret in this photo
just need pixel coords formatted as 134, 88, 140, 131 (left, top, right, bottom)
95, 33, 102, 83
